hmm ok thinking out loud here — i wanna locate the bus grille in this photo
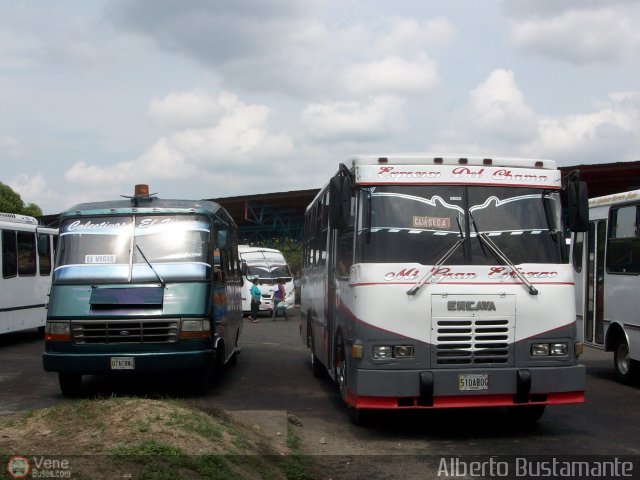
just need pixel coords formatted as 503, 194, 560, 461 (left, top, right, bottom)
71, 319, 179, 344
435, 318, 511, 365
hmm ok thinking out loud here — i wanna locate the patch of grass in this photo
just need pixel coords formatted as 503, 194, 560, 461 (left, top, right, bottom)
112, 439, 184, 458
280, 426, 315, 480
111, 440, 239, 479
1, 398, 294, 479
165, 410, 223, 441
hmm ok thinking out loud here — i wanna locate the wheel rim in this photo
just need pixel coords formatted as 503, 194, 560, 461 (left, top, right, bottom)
617, 342, 631, 376
335, 341, 346, 396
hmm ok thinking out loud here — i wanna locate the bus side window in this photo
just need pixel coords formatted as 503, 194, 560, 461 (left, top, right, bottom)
38, 233, 52, 276
607, 205, 640, 274
2, 230, 17, 278
17, 232, 37, 276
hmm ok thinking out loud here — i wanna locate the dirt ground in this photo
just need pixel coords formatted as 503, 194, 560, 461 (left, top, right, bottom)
0, 398, 315, 479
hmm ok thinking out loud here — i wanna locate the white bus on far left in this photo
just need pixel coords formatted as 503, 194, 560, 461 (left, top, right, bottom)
0, 212, 57, 335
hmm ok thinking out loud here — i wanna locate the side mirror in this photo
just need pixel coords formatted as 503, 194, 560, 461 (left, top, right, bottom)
240, 260, 248, 276
567, 180, 589, 232
329, 175, 351, 230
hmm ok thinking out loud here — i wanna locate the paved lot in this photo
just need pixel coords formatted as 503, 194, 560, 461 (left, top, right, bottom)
2, 310, 640, 478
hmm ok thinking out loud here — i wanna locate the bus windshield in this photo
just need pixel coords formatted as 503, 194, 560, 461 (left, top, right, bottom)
356, 185, 564, 265
242, 251, 292, 284
55, 215, 210, 284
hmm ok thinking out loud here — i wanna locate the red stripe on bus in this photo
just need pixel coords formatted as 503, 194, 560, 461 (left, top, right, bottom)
349, 391, 584, 409
350, 281, 575, 287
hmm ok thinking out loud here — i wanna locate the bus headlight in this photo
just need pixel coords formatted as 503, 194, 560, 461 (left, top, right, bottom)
394, 345, 414, 358
372, 346, 393, 359
531, 342, 569, 356
372, 345, 415, 359
180, 318, 211, 339
45, 321, 71, 341
550, 343, 568, 356
531, 343, 550, 356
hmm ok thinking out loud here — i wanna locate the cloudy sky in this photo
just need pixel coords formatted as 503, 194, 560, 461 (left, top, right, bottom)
2, 0, 639, 214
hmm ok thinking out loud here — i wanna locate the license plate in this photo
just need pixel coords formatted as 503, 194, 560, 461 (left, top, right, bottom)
458, 374, 489, 391
110, 357, 135, 370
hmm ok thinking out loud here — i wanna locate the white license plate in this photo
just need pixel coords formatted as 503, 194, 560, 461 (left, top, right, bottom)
458, 374, 489, 391
110, 357, 135, 370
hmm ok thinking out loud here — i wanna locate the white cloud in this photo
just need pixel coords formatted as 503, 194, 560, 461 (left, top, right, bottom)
9, 174, 60, 209
373, 17, 456, 54
509, 7, 640, 64
343, 55, 439, 96
436, 69, 537, 148
522, 92, 640, 162
468, 69, 537, 137
301, 96, 406, 142
433, 71, 640, 164
0, 134, 20, 156
148, 90, 222, 129
65, 90, 294, 188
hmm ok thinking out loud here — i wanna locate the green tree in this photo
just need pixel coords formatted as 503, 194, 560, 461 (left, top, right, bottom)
0, 182, 42, 216
23, 202, 43, 217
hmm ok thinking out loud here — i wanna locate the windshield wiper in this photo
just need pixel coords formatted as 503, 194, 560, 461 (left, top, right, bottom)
136, 243, 166, 288
541, 189, 561, 244
469, 213, 538, 296
407, 228, 465, 296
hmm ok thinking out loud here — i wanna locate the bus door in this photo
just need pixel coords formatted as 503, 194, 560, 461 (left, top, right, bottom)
325, 228, 339, 374
584, 220, 606, 347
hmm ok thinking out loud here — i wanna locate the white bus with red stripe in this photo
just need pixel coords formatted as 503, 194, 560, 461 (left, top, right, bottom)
300, 155, 589, 424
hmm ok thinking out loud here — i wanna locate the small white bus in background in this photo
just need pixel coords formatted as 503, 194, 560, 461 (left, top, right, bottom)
573, 189, 640, 383
1, 212, 57, 335
238, 245, 294, 315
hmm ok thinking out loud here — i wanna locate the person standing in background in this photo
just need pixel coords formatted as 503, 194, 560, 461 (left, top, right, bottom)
272, 278, 288, 321
249, 277, 261, 323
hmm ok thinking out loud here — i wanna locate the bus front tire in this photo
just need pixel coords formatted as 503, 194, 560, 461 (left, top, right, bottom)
614, 338, 639, 384
335, 336, 348, 402
310, 349, 324, 378
187, 366, 213, 395
309, 328, 325, 378
58, 373, 83, 398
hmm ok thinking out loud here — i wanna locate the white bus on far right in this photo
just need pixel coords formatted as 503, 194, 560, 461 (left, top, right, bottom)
573, 189, 640, 384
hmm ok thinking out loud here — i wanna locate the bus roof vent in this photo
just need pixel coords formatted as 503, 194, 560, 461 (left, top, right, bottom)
0, 212, 38, 225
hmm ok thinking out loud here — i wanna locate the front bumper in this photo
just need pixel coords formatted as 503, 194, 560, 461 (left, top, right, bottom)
43, 349, 215, 374
349, 364, 585, 409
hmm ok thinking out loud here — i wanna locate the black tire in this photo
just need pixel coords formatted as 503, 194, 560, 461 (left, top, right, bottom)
335, 336, 348, 402
226, 351, 238, 367
309, 327, 325, 378
506, 405, 545, 426
335, 335, 369, 426
310, 349, 325, 378
58, 373, 83, 398
347, 406, 371, 427
187, 367, 213, 395
614, 338, 639, 384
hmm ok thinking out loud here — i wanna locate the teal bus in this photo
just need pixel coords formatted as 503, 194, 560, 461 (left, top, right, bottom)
43, 185, 243, 396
